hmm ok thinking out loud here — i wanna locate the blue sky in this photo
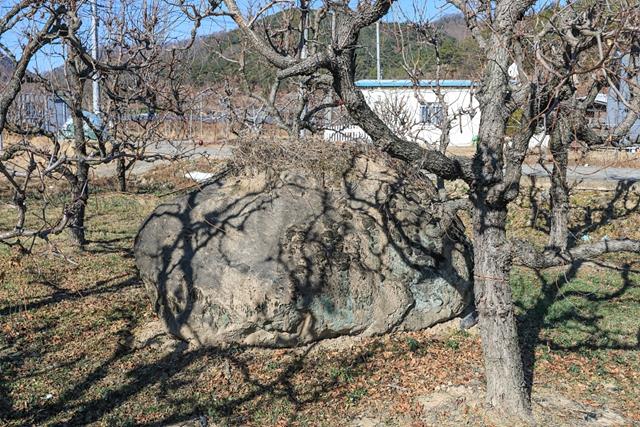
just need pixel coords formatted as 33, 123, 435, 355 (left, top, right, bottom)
0, 0, 462, 72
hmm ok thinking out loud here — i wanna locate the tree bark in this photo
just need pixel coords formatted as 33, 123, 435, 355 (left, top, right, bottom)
512, 237, 640, 269
222, 0, 537, 419
470, 9, 535, 415
116, 157, 127, 192
329, 49, 472, 182
68, 107, 89, 247
69, 159, 89, 246
473, 204, 531, 416
66, 40, 89, 247
548, 116, 570, 251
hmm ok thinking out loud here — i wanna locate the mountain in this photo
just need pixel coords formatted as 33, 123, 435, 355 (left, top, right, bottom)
186, 12, 482, 87
8, 13, 479, 91
0, 53, 42, 86
436, 14, 471, 41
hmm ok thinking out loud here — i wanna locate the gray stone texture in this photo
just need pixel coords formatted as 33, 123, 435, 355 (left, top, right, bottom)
134, 156, 472, 347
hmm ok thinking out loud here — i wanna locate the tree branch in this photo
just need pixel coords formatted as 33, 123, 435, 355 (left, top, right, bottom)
512, 238, 640, 269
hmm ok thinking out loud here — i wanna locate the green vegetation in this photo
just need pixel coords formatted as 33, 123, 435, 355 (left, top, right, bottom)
187, 13, 483, 88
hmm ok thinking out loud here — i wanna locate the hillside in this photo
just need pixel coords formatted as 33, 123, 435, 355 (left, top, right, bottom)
24, 14, 481, 90
7, 14, 481, 97
187, 13, 482, 87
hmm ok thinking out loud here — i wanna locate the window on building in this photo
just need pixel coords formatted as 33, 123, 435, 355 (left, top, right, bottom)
419, 102, 444, 126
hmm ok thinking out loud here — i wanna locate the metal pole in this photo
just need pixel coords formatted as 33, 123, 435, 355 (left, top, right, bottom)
91, 0, 100, 115
376, 20, 381, 81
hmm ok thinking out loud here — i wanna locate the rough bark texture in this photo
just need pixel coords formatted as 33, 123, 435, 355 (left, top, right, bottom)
547, 84, 640, 252
512, 238, 640, 269
135, 155, 473, 347
329, 50, 472, 182
220, 0, 545, 419
473, 206, 531, 416
117, 157, 127, 192
549, 116, 570, 251
66, 49, 89, 247
469, 2, 535, 416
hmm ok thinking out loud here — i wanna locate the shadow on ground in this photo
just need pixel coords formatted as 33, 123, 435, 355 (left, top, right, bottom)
2, 162, 639, 426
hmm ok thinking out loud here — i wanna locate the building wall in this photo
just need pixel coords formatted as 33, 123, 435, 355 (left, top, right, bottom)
9, 83, 69, 132
323, 86, 480, 147
362, 87, 480, 147
607, 52, 640, 145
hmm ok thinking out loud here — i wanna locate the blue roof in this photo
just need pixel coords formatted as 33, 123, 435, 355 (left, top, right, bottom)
355, 79, 474, 88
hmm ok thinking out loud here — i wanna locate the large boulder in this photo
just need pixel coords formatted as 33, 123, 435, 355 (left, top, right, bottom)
134, 154, 472, 347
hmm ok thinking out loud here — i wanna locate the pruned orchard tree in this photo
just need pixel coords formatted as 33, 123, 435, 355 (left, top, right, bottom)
97, 0, 199, 192
529, 3, 640, 252
0, 0, 197, 248
184, 1, 339, 138
197, 0, 640, 420
0, 2, 73, 243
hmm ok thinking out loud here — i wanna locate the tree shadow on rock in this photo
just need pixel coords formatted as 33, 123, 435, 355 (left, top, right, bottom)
134, 157, 473, 348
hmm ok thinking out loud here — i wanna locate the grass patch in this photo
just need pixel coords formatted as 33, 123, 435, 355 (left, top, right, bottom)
0, 179, 638, 425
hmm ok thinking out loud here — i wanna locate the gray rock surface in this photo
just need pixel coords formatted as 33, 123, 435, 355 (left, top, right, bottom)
134, 155, 472, 347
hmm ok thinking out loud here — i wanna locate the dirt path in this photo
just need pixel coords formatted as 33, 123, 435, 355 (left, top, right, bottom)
93, 142, 234, 177
93, 141, 640, 190
522, 163, 640, 183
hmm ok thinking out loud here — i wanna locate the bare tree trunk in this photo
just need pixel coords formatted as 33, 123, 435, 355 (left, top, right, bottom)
473, 204, 531, 417
67, 42, 89, 247
215, 0, 640, 422
549, 117, 570, 251
68, 105, 89, 247
470, 17, 533, 415
69, 155, 89, 246
330, 30, 532, 417
116, 157, 127, 192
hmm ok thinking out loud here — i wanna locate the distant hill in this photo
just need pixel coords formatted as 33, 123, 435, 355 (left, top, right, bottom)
11, 13, 480, 92
186, 12, 482, 87
436, 14, 471, 41
0, 53, 42, 86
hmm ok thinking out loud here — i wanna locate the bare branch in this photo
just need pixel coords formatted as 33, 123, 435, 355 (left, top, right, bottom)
512, 238, 640, 269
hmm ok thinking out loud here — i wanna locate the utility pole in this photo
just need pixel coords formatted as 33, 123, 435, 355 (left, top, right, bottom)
91, 0, 100, 115
376, 20, 381, 81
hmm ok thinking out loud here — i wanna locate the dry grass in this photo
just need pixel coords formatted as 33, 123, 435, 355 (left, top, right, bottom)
0, 171, 639, 426
229, 138, 377, 180
571, 147, 640, 169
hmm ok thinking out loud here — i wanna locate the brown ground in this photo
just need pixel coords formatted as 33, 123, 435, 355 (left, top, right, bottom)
0, 162, 639, 426
447, 145, 640, 169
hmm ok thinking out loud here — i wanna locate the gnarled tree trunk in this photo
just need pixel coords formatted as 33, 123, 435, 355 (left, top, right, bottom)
66, 44, 90, 247
69, 150, 89, 246
116, 157, 127, 192
549, 116, 570, 251
473, 203, 531, 416
469, 14, 534, 415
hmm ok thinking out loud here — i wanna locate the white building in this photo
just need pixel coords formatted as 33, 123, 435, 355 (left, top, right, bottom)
325, 79, 481, 147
